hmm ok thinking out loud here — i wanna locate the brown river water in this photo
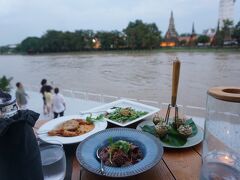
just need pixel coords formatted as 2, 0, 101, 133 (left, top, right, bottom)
0, 51, 239, 111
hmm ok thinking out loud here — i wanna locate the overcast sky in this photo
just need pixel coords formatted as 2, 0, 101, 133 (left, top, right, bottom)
0, 0, 239, 46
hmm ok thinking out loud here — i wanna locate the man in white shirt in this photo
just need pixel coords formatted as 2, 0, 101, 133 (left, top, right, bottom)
52, 88, 66, 119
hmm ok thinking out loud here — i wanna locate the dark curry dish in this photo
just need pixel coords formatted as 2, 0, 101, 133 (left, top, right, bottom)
99, 139, 143, 167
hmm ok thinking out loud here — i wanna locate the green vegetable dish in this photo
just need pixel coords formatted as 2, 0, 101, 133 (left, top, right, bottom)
105, 107, 148, 123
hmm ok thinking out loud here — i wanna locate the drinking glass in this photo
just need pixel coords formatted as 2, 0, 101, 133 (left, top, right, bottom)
201, 87, 240, 180
39, 141, 66, 180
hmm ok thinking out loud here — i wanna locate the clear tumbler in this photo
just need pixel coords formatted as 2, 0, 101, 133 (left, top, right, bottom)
39, 141, 66, 180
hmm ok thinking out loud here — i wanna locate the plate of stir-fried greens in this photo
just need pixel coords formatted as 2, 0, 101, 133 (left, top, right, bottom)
105, 107, 148, 123
84, 99, 159, 127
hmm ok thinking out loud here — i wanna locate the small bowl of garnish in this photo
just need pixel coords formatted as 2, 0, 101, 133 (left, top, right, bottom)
76, 128, 163, 177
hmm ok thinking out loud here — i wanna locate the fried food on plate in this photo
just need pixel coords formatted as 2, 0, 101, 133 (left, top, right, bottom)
48, 119, 94, 137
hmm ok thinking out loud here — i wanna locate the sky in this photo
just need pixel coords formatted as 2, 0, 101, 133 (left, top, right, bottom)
0, 0, 240, 46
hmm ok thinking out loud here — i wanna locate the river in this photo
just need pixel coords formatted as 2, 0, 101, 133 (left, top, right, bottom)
0, 50, 239, 110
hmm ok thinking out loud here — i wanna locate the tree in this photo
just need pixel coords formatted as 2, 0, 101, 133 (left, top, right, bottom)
81, 30, 95, 50
73, 30, 88, 50
212, 22, 224, 47
0, 46, 11, 54
16, 20, 162, 53
233, 21, 240, 44
222, 19, 234, 41
96, 31, 125, 50
180, 33, 191, 37
18, 37, 42, 53
179, 40, 187, 46
0, 76, 13, 92
96, 31, 114, 50
197, 35, 210, 44
123, 20, 161, 49
41, 30, 65, 52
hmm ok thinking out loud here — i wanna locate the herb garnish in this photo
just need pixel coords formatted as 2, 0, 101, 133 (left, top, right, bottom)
108, 137, 131, 164
86, 114, 104, 124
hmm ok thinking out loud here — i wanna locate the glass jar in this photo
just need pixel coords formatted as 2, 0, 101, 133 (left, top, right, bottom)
201, 87, 240, 180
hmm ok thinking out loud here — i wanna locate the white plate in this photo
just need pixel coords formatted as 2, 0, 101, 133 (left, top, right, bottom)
136, 119, 204, 148
83, 99, 159, 127
38, 115, 108, 144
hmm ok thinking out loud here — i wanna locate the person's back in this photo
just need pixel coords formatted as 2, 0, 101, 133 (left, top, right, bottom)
16, 89, 27, 105
53, 94, 64, 112
52, 88, 66, 118
15, 82, 28, 110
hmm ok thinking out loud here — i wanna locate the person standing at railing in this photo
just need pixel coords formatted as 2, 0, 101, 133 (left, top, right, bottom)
52, 87, 66, 118
15, 82, 28, 110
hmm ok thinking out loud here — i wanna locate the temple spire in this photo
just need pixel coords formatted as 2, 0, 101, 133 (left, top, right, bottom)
165, 11, 178, 39
170, 11, 173, 22
161, 11, 179, 47
192, 22, 196, 35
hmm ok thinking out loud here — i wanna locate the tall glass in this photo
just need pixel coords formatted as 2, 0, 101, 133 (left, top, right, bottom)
201, 87, 240, 180
39, 141, 66, 180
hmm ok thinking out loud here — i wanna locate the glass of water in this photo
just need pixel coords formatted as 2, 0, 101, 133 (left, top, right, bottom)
39, 141, 66, 180
201, 87, 240, 180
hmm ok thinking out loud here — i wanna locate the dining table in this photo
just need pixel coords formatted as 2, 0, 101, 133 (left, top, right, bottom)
34, 117, 204, 180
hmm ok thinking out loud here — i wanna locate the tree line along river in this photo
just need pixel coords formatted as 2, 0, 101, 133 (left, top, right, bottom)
0, 50, 239, 115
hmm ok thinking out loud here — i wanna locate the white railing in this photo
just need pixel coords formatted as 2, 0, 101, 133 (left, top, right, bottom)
25, 84, 206, 117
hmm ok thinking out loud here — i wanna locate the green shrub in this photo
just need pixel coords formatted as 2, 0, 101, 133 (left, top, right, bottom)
0, 76, 13, 92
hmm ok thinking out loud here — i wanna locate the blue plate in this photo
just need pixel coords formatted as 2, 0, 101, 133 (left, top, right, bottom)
76, 128, 164, 177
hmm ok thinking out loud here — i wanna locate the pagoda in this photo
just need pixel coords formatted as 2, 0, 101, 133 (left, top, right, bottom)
188, 22, 197, 46
161, 11, 179, 47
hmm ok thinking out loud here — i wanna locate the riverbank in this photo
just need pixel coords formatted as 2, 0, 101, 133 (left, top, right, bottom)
1, 46, 240, 56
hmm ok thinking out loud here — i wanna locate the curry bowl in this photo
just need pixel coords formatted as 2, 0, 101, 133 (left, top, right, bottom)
76, 128, 163, 177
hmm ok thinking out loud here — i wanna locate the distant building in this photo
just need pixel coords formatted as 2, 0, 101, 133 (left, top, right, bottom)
178, 36, 190, 46
203, 28, 216, 44
92, 38, 101, 49
218, 0, 236, 28
178, 23, 197, 46
0, 44, 17, 54
160, 11, 179, 47
8, 44, 17, 49
188, 23, 198, 46
203, 28, 216, 37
